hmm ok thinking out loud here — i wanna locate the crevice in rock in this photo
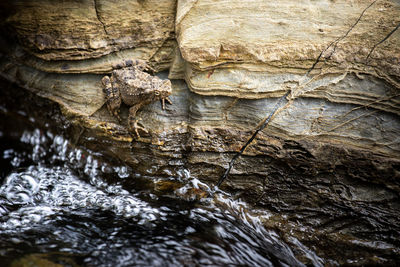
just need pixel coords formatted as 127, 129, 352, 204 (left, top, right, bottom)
176, 0, 199, 27
94, 0, 108, 35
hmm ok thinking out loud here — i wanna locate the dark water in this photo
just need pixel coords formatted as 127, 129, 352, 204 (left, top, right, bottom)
0, 128, 321, 266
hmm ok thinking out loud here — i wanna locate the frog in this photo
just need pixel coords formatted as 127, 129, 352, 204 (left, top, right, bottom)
101, 59, 172, 138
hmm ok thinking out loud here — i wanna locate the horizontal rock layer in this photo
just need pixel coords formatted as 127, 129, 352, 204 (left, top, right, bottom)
177, 0, 399, 69
175, 0, 400, 99
0, 0, 400, 265
1, 0, 176, 61
1, 79, 400, 265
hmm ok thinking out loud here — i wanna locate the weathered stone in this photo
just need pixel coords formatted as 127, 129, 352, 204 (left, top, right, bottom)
1, 0, 400, 265
176, 0, 399, 68
0, 56, 104, 116
2, 0, 176, 61
176, 0, 400, 100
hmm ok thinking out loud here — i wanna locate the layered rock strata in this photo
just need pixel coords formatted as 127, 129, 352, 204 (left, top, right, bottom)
0, 0, 400, 265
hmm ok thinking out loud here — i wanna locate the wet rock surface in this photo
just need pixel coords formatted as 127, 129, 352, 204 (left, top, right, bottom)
1, 0, 400, 265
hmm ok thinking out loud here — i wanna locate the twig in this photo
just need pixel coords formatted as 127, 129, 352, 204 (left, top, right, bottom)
327, 110, 378, 133
215, 0, 380, 188
340, 93, 400, 119
216, 90, 289, 187
366, 22, 400, 62
307, 0, 377, 74
324, 0, 378, 60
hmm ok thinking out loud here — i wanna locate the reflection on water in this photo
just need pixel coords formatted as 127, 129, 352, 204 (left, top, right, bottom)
0, 129, 312, 266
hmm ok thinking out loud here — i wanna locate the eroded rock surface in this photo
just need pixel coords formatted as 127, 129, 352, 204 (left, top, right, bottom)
1, 0, 176, 61
1, 0, 400, 265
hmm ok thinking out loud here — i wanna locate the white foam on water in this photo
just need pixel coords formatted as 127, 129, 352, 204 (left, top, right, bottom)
0, 130, 160, 232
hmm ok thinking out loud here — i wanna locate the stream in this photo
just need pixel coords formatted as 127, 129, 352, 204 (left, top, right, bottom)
0, 125, 322, 266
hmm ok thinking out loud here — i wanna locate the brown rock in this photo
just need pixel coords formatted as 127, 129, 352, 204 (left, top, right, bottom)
2, 0, 176, 61
0, 0, 400, 265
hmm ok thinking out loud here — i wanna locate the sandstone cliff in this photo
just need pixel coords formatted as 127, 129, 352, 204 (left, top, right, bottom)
0, 0, 399, 265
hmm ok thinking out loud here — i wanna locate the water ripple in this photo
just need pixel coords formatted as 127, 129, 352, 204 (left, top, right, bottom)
0, 129, 308, 266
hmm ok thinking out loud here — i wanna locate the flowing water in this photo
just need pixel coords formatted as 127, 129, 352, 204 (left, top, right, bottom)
0, 126, 322, 266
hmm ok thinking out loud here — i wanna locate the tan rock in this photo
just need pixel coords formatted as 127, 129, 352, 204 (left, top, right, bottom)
0, 1, 400, 264
176, 0, 400, 98
4, 0, 176, 61
0, 57, 104, 116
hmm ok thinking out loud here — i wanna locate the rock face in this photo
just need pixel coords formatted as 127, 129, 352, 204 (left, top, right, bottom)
1, 0, 400, 265
3, 0, 176, 61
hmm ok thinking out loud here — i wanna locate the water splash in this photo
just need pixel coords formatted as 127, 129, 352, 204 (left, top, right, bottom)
0, 129, 311, 266
1, 130, 159, 230
0, 166, 159, 230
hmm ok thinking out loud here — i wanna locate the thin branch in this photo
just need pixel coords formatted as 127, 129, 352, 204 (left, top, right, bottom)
324, 0, 378, 60
366, 22, 400, 62
215, 0, 381, 189
216, 90, 290, 187
327, 110, 378, 133
340, 93, 400, 119
307, 0, 377, 75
